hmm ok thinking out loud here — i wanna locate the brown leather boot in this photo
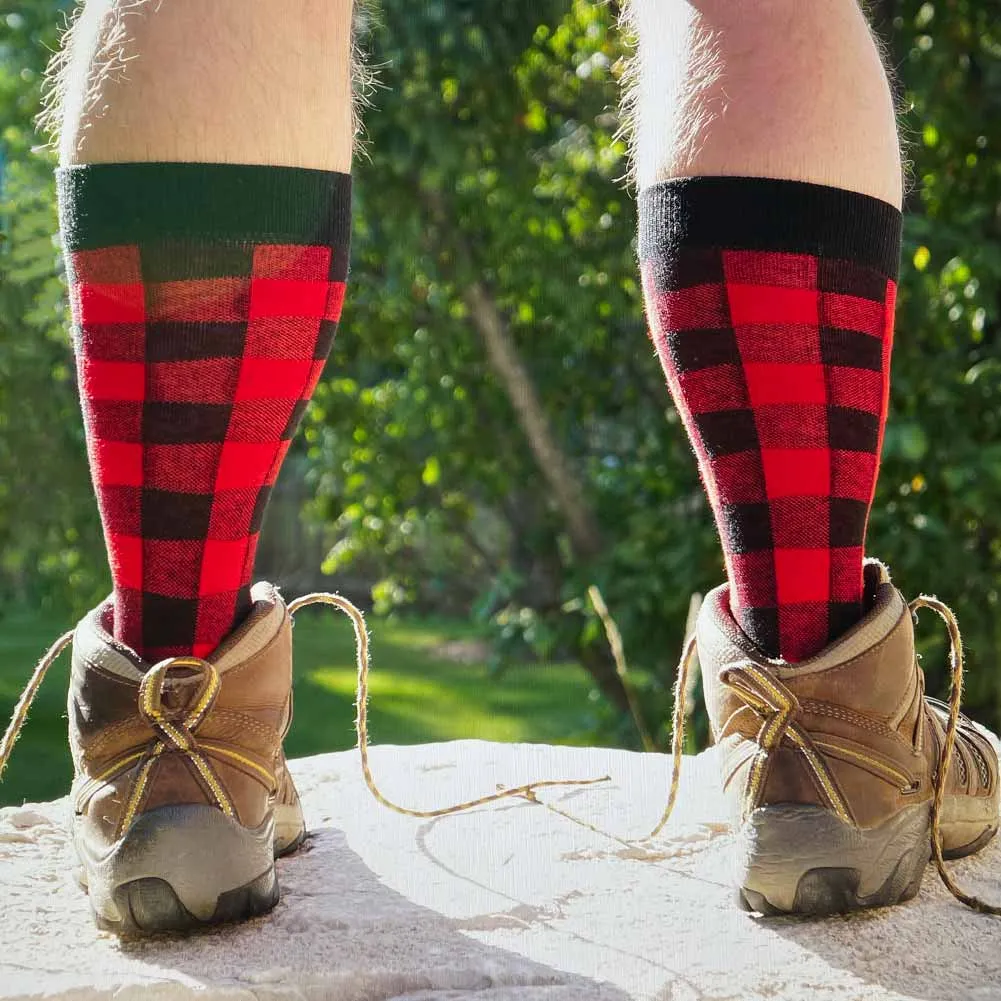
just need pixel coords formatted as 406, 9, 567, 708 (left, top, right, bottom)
697, 560, 998, 915
68, 582, 306, 933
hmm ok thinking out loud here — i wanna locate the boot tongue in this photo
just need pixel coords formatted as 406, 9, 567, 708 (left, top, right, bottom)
863, 561, 883, 610
210, 582, 285, 673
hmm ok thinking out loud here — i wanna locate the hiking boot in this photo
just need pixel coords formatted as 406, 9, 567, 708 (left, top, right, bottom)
68, 582, 306, 934
696, 560, 999, 916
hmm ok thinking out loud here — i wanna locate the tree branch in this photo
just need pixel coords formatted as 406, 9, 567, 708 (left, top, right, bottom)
424, 189, 604, 563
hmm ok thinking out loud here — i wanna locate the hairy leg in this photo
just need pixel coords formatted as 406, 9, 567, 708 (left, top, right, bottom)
54, 0, 356, 170
626, 0, 902, 660
623, 0, 901, 204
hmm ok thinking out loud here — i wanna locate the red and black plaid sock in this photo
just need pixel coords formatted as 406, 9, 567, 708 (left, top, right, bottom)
57, 163, 351, 662
639, 177, 901, 662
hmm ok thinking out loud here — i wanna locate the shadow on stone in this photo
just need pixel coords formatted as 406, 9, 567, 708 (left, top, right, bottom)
114, 823, 629, 1000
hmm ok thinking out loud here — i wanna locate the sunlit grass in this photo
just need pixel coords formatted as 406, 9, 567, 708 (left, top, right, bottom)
284, 606, 607, 755
0, 606, 607, 807
305, 662, 594, 745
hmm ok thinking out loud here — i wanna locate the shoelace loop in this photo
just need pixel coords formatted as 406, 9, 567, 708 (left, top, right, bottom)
138, 655, 221, 740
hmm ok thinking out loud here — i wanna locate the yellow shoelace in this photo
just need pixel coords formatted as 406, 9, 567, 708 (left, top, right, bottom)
0, 590, 995, 914
909, 594, 1001, 915
287, 592, 611, 815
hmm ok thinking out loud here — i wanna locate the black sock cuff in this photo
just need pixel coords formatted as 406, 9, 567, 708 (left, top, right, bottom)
56, 162, 352, 251
638, 176, 902, 279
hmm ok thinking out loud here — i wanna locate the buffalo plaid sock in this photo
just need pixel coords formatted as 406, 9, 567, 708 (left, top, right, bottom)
639, 177, 901, 662
57, 163, 351, 661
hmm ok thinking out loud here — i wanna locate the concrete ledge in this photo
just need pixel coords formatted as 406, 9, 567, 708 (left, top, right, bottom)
4, 740, 1001, 1001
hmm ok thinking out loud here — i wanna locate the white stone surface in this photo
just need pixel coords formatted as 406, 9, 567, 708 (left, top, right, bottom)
3, 740, 1001, 1001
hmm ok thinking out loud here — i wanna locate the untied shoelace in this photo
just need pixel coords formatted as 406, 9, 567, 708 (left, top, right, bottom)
0, 590, 995, 913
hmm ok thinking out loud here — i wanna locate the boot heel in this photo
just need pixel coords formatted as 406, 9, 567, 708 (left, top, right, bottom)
735, 802, 931, 916
76, 804, 278, 934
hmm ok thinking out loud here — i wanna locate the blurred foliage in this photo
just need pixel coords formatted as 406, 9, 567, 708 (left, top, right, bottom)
869, 0, 1001, 727
0, 0, 1000, 744
0, 1, 105, 615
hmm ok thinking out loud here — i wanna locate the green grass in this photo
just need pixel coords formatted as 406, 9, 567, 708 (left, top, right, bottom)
0, 606, 609, 807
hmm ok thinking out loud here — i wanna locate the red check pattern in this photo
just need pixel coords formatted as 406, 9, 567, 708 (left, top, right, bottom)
70, 242, 346, 661
642, 248, 895, 661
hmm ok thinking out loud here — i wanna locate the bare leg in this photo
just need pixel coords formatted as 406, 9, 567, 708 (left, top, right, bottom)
56, 0, 355, 170
625, 0, 901, 205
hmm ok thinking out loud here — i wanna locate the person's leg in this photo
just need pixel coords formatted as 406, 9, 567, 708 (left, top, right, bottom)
626, 0, 1000, 918
47, 0, 357, 933
55, 0, 354, 661
628, 0, 901, 662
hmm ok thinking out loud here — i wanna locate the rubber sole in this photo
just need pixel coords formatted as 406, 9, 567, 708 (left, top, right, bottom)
737, 844, 928, 917
75, 804, 305, 936
943, 824, 998, 861
734, 802, 932, 917
97, 868, 280, 934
